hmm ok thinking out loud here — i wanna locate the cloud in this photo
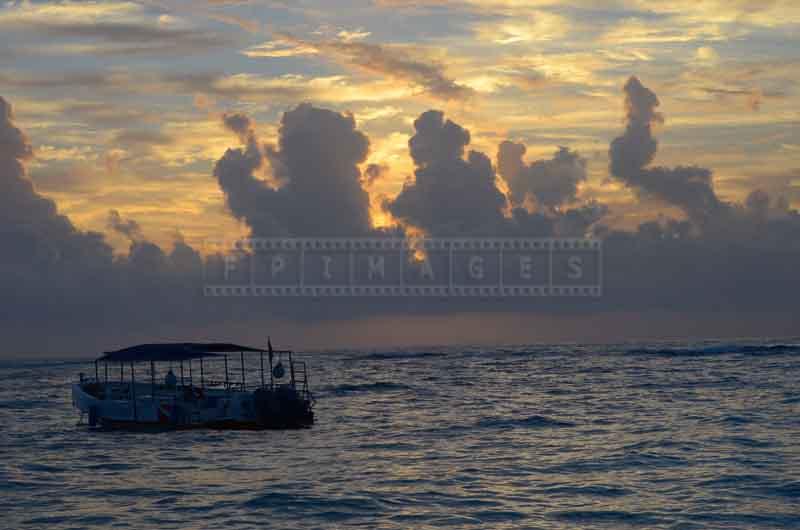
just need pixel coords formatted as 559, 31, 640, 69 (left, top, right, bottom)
0, 1, 234, 56
2, 79, 800, 354
386, 109, 607, 238
362, 163, 388, 187
0, 94, 213, 351
214, 103, 374, 236
387, 110, 508, 235
609, 76, 726, 227
473, 10, 570, 44
244, 35, 473, 101
107, 209, 143, 242
113, 129, 175, 148
0, 95, 103, 258
698, 87, 764, 111
221, 112, 255, 142
497, 142, 587, 211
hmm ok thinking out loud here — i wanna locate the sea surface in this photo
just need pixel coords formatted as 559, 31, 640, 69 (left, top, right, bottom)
1, 340, 799, 529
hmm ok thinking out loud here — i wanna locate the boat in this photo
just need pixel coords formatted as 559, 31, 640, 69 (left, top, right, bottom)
72, 340, 314, 430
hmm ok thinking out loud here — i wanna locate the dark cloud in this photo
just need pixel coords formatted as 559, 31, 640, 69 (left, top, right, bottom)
214, 103, 373, 236
0, 96, 104, 262
0, 13, 235, 56
388, 110, 604, 238
554, 201, 609, 237
221, 112, 255, 142
609, 76, 726, 227
362, 163, 388, 187
497, 142, 587, 211
387, 110, 507, 235
0, 95, 213, 353
107, 210, 143, 242
2, 83, 800, 354
0, 97, 32, 162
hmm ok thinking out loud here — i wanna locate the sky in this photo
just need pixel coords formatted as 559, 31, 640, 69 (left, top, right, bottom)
1, 0, 799, 356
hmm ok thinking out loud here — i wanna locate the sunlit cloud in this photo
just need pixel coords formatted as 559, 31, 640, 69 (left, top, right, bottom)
244, 34, 473, 101
600, 18, 728, 44
473, 10, 570, 44
0, 0, 233, 55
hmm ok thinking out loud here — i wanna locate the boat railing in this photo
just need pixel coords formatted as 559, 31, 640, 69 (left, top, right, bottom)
290, 360, 314, 404
83, 347, 314, 404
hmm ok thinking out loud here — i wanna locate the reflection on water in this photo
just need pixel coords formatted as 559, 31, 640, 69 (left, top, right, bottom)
1, 340, 799, 529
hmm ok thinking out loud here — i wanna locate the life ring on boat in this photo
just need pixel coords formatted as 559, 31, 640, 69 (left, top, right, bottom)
272, 362, 285, 379
192, 387, 205, 400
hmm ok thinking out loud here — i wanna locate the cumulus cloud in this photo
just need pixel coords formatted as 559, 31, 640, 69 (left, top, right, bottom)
214, 103, 373, 236
387, 110, 507, 235
387, 109, 605, 238
609, 76, 726, 227
0, 96, 109, 269
107, 209, 143, 242
0, 95, 212, 352
2, 81, 800, 354
497, 142, 587, 211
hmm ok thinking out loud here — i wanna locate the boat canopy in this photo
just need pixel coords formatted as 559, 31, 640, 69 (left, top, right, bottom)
98, 343, 264, 363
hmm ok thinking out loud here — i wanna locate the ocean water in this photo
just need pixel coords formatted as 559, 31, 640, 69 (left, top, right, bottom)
1, 340, 799, 529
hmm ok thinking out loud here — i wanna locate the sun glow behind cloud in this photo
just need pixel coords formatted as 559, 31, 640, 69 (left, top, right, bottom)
0, 0, 796, 252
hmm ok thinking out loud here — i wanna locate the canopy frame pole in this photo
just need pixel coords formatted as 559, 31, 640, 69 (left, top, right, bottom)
94, 360, 99, 382
240, 351, 246, 391
150, 361, 155, 404
269, 350, 274, 390
224, 355, 229, 392
120, 362, 123, 383
104, 362, 108, 383
131, 362, 137, 421
200, 358, 204, 389
188, 360, 192, 386
180, 360, 184, 387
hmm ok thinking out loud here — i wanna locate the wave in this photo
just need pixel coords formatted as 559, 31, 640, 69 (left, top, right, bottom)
0, 359, 86, 369
551, 509, 665, 525
321, 381, 412, 396
346, 351, 447, 361
624, 343, 800, 357
476, 414, 576, 429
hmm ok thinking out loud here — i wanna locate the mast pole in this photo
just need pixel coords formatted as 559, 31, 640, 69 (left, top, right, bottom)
150, 361, 155, 403
180, 360, 184, 387
260, 350, 265, 388
224, 355, 229, 391
200, 358, 204, 388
